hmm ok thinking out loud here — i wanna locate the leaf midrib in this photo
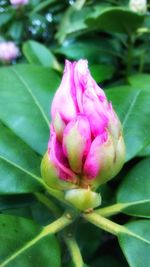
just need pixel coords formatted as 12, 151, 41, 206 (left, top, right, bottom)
0, 154, 43, 185
122, 90, 141, 129
12, 67, 50, 128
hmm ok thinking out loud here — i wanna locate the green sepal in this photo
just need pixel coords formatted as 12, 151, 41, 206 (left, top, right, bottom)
65, 188, 101, 211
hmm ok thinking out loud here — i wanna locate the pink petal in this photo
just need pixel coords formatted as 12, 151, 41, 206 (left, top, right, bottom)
63, 115, 91, 173
82, 88, 109, 137
83, 131, 108, 179
48, 126, 78, 183
51, 60, 77, 123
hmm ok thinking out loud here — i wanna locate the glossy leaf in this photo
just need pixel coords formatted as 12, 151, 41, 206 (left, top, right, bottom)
119, 220, 150, 267
0, 215, 61, 267
55, 39, 121, 63
0, 64, 60, 155
128, 73, 150, 90
0, 121, 43, 194
128, 73, 150, 156
117, 158, 150, 218
23, 40, 61, 71
90, 64, 115, 83
106, 86, 150, 161
86, 7, 145, 34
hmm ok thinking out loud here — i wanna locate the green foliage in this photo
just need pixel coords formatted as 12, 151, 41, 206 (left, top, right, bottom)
0, 215, 61, 267
0, 0, 150, 266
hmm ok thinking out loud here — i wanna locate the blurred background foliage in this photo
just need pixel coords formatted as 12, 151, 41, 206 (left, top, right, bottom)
0, 0, 150, 84
0, 1, 150, 266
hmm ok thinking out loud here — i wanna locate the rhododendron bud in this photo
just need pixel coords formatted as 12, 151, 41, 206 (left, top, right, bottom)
10, 0, 28, 6
41, 59, 125, 210
129, 0, 147, 13
0, 42, 19, 62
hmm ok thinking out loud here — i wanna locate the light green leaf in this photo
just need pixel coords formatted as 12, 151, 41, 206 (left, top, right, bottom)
128, 73, 150, 90
0, 64, 60, 155
23, 40, 61, 71
117, 157, 150, 218
106, 86, 150, 161
0, 215, 61, 267
119, 220, 150, 267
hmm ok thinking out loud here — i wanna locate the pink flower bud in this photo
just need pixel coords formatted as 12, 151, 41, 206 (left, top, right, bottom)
10, 0, 29, 6
41, 59, 125, 196
0, 42, 19, 62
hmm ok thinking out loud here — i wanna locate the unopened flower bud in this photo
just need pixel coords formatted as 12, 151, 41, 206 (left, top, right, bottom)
129, 0, 147, 13
0, 42, 19, 63
41, 59, 126, 210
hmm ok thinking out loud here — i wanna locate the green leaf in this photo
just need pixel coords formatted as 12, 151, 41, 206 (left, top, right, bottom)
138, 144, 150, 156
76, 221, 102, 260
0, 121, 43, 194
0, 215, 61, 267
56, 6, 90, 44
0, 10, 14, 26
0, 64, 60, 155
117, 157, 150, 218
23, 41, 61, 71
118, 220, 150, 267
128, 73, 150, 90
86, 7, 145, 34
55, 39, 121, 63
90, 64, 115, 83
128, 73, 150, 156
8, 21, 23, 41
106, 86, 150, 161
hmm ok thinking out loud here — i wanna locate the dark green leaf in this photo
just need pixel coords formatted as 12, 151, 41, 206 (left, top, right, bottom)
90, 64, 115, 83
0, 215, 61, 267
117, 158, 150, 218
86, 7, 145, 34
55, 39, 121, 63
0, 10, 14, 26
106, 86, 150, 160
0, 195, 34, 211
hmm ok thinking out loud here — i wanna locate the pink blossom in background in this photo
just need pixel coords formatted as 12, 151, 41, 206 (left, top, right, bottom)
0, 42, 19, 62
10, 0, 29, 6
43, 59, 125, 190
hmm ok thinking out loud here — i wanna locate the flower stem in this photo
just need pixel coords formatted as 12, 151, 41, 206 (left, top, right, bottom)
83, 212, 129, 236
64, 236, 84, 267
43, 210, 78, 236
95, 203, 129, 217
